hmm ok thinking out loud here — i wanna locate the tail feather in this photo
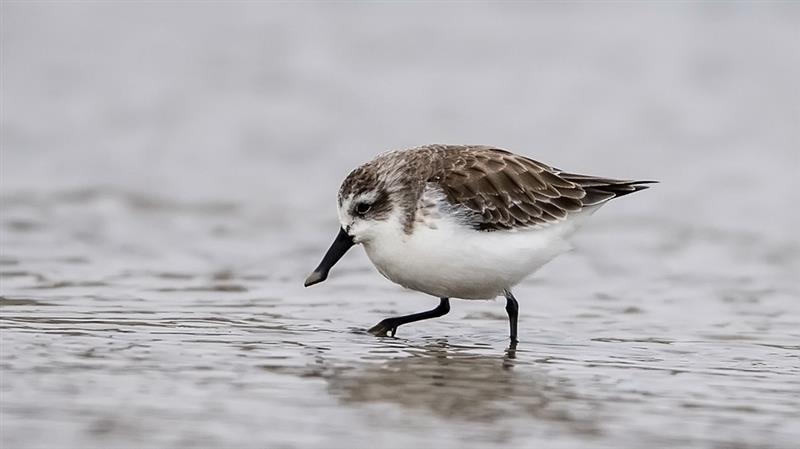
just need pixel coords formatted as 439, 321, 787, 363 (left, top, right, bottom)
559, 173, 657, 206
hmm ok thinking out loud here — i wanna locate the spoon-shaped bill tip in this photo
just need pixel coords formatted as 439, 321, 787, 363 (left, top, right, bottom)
304, 271, 327, 287
302, 227, 354, 288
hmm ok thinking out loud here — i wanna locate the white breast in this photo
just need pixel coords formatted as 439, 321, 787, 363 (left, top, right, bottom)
361, 201, 599, 300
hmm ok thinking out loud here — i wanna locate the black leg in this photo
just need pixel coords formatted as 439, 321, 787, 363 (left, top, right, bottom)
368, 298, 450, 337
503, 289, 519, 344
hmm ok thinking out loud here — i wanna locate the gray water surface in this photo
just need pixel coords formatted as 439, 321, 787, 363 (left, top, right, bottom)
2, 3, 799, 449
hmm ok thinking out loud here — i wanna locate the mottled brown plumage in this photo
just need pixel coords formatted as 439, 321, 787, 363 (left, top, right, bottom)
338, 144, 655, 233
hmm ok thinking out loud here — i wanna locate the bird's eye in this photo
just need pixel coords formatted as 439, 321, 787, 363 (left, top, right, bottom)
355, 202, 372, 215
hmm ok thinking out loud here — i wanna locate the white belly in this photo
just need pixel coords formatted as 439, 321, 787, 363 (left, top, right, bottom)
361, 209, 597, 300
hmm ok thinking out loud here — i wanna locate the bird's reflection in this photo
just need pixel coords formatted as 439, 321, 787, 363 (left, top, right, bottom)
323, 338, 597, 433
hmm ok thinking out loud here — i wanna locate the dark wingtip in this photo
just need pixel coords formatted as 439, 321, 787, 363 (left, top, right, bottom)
635, 180, 659, 185
633, 180, 659, 187
609, 180, 658, 197
630, 180, 658, 191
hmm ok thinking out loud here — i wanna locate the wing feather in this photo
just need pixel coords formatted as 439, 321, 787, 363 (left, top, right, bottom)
429, 146, 654, 231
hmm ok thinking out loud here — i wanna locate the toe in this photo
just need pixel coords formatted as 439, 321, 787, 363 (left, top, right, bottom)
367, 319, 396, 337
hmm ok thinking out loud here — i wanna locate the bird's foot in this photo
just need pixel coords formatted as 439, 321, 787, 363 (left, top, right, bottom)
508, 338, 519, 352
367, 318, 399, 337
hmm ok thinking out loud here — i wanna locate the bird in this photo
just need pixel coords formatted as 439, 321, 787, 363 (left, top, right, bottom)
304, 144, 654, 344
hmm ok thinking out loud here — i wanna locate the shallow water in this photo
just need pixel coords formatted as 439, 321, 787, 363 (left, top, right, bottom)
2, 3, 800, 449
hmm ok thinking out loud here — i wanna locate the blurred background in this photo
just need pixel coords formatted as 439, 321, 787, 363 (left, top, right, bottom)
2, 3, 799, 449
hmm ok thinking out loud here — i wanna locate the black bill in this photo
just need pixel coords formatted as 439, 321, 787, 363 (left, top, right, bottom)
304, 227, 355, 287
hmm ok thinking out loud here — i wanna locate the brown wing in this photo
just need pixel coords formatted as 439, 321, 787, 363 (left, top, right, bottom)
431, 146, 654, 231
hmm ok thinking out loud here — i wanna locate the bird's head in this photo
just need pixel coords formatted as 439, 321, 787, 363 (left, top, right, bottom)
304, 162, 399, 287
